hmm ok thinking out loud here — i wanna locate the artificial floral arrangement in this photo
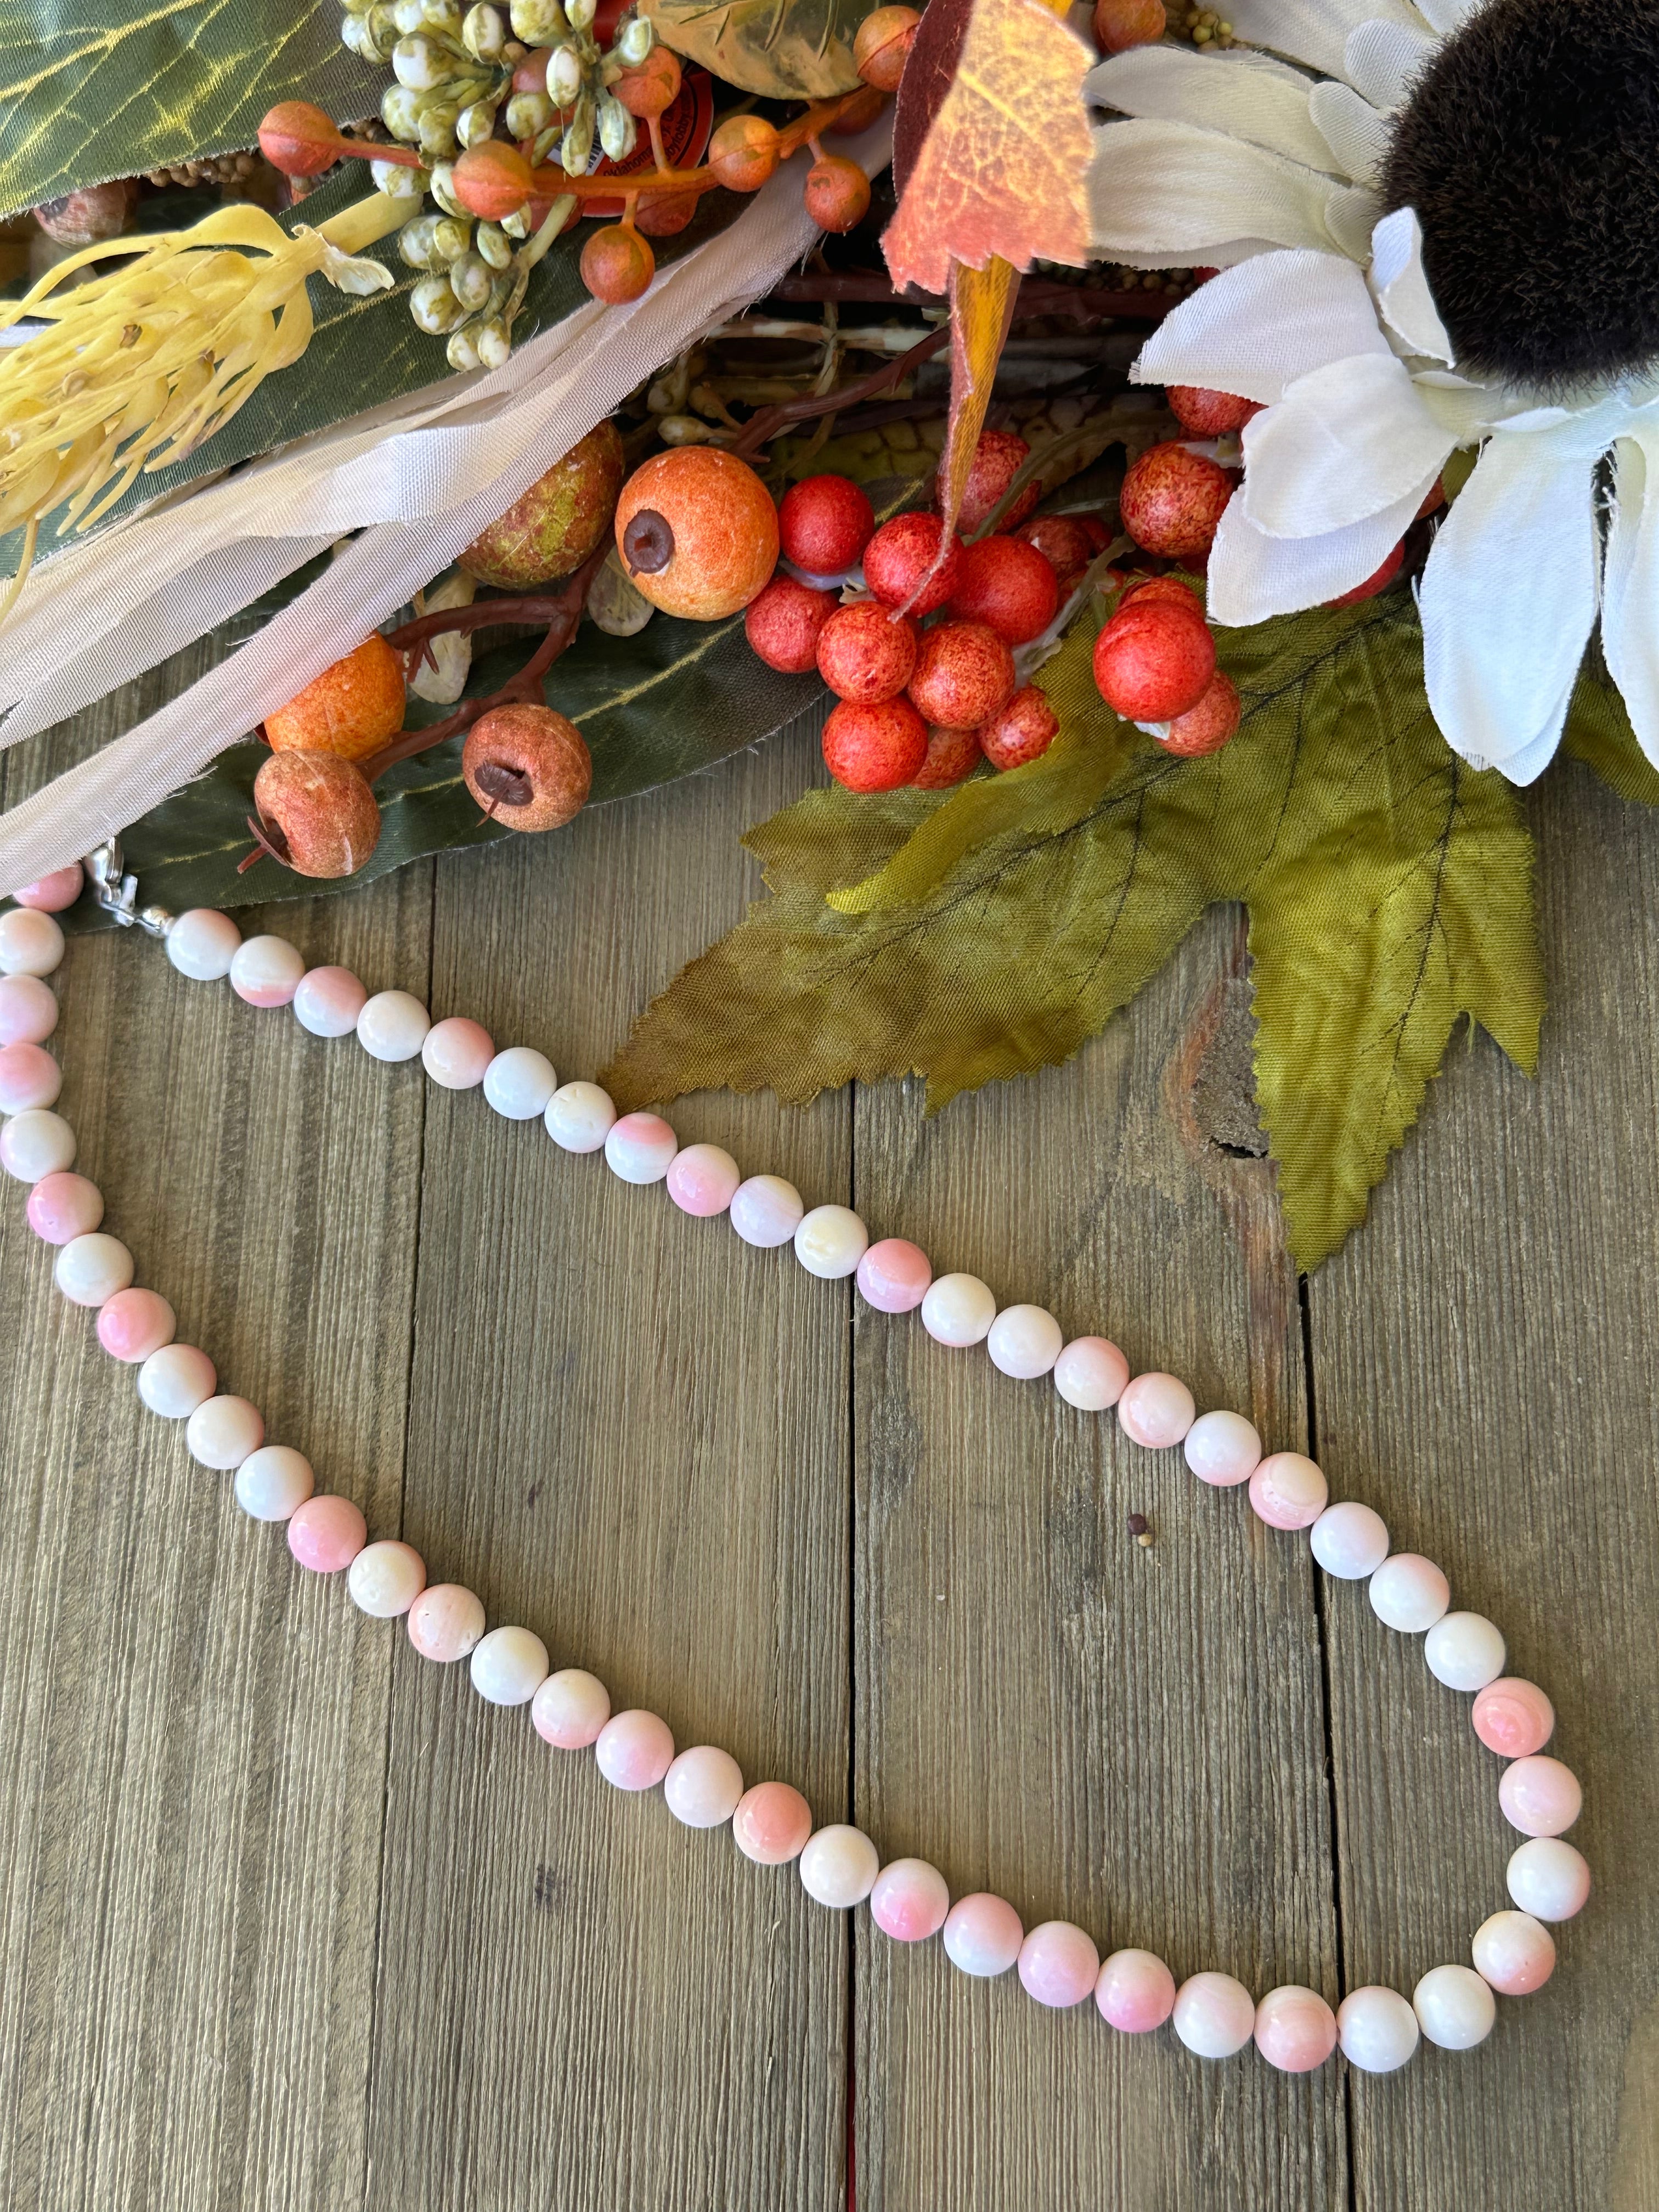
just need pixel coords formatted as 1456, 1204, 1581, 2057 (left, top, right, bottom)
2, 0, 1656, 1270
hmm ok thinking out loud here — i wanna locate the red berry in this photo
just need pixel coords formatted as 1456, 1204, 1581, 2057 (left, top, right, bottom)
1092, 601, 1215, 721
1166, 385, 1261, 436
1119, 442, 1234, 562
1076, 516, 1113, 553
1156, 671, 1240, 757
1015, 514, 1096, 594
816, 600, 918, 703
804, 156, 871, 233
863, 512, 962, 616
1417, 477, 1446, 520
911, 723, 982, 788
947, 535, 1059, 645
946, 430, 1038, 535
1324, 540, 1405, 608
908, 621, 1016, 730
979, 686, 1059, 771
1118, 574, 1204, 614
745, 574, 838, 673
822, 695, 929, 791
779, 473, 875, 575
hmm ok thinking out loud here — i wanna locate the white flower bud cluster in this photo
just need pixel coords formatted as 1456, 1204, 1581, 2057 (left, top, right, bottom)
337, 0, 660, 366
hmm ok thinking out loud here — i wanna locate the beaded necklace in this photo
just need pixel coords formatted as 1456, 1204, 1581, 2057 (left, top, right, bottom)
0, 839, 1590, 2076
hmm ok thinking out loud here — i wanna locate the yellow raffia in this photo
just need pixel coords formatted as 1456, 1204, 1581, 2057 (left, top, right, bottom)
0, 192, 404, 616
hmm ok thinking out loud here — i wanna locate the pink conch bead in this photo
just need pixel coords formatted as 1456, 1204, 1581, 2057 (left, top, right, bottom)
1471, 1910, 1555, 1995
13, 862, 83, 912
604, 1111, 677, 1185
1116, 1372, 1195, 1448
421, 1016, 494, 1088
0, 973, 58, 1046
942, 1892, 1023, 1977
1172, 1971, 1256, 2058
732, 1781, 813, 1864
1253, 1985, 1339, 2073
1249, 1451, 1328, 1531
666, 1143, 742, 1217
728, 1174, 804, 1248
293, 965, 368, 1039
595, 1709, 676, 1792
286, 1493, 368, 1574
95, 1288, 176, 1363
532, 1668, 611, 1748
870, 1858, 950, 1942
1498, 1754, 1582, 1837
406, 1582, 486, 1662
1095, 1948, 1176, 2033
856, 1238, 933, 1313
664, 1745, 745, 1827
1472, 1677, 1555, 1758
229, 934, 304, 1007
26, 1171, 103, 1244
0, 1041, 61, 1114
1018, 1920, 1099, 2007
1052, 1336, 1129, 1411
1182, 1410, 1261, 1487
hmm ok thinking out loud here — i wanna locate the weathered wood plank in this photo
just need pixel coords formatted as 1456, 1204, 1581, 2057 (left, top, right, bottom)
1313, 758, 1659, 2212
0, 656, 428, 2211
850, 912, 1346, 2210
364, 727, 854, 2211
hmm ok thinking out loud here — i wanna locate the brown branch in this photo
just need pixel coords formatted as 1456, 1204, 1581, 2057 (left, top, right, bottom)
768, 275, 1182, 325
730, 326, 950, 459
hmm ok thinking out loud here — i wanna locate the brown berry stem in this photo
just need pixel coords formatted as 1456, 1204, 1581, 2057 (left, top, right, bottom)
729, 325, 950, 458
769, 275, 1182, 324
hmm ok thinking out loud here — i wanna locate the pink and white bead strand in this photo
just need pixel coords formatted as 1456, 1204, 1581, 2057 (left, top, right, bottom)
0, 853, 1591, 2084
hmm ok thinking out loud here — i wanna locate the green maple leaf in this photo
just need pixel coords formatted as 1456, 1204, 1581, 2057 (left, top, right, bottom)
601, 594, 1545, 1269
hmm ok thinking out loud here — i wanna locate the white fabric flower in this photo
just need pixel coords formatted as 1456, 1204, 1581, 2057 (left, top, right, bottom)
1087, 4, 1659, 781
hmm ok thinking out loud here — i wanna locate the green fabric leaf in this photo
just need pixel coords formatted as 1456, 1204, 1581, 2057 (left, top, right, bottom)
601, 592, 1545, 1269
639, 0, 870, 96
1561, 647, 1659, 805
0, 0, 383, 218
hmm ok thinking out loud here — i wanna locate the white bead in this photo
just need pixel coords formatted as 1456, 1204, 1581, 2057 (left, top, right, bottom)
228, 934, 305, 1007
545, 1080, 616, 1152
1424, 1610, 1505, 1691
357, 990, 431, 1061
920, 1272, 996, 1347
985, 1304, 1063, 1379
483, 1045, 557, 1119
292, 966, 366, 1037
663, 1745, 746, 1829
1171, 1972, 1256, 2058
1412, 1963, 1495, 2050
1181, 1408, 1261, 1486
346, 1539, 426, 1616
235, 1444, 315, 1521
603, 1111, 678, 1183
1506, 1837, 1591, 1921
728, 1173, 804, 1247
138, 1342, 216, 1418
165, 908, 240, 981
1052, 1336, 1127, 1410
799, 1824, 881, 1908
0, 907, 65, 977
1336, 1985, 1419, 2073
0, 1107, 75, 1180
469, 1623, 549, 1705
53, 1232, 132, 1306
185, 1393, 264, 1470
1310, 1501, 1390, 1579
1369, 1553, 1450, 1633
794, 1204, 867, 1279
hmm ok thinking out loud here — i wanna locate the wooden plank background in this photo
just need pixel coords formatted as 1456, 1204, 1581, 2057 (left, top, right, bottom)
0, 670, 1654, 2211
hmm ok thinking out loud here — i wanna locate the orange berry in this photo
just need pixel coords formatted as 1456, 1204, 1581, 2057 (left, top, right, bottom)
1093, 0, 1166, 52
827, 86, 886, 134
907, 622, 1015, 730
816, 600, 917, 703
580, 223, 654, 304
257, 101, 347, 177
615, 448, 780, 620
614, 46, 681, 117
822, 696, 928, 791
452, 140, 534, 220
854, 5, 921, 90
264, 634, 405, 763
461, 704, 591, 831
979, 685, 1060, 771
707, 114, 780, 193
1157, 671, 1240, 757
252, 751, 381, 878
636, 188, 698, 236
804, 156, 870, 234
910, 723, 982, 788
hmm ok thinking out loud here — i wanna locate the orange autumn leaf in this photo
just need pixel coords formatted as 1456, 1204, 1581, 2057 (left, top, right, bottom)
881, 0, 1094, 296
928, 254, 1020, 562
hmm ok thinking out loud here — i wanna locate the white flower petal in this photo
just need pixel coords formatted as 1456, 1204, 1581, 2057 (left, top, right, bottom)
1223, 0, 1431, 82
1324, 183, 1383, 262
1085, 47, 1341, 174
1089, 118, 1355, 264
1205, 476, 1430, 625
1344, 18, 1437, 109
1413, 0, 1476, 32
1420, 425, 1604, 776
1307, 81, 1391, 184
1368, 206, 1455, 363
1601, 431, 1659, 769
1242, 353, 1455, 533
1132, 247, 1390, 404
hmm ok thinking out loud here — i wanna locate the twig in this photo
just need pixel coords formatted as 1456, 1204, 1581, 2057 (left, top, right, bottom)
730, 326, 950, 459
768, 275, 1182, 324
